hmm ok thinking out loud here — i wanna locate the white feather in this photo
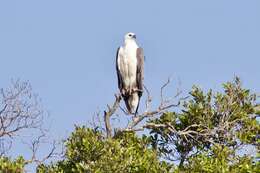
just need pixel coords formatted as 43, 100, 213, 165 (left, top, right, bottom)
118, 40, 138, 90
128, 92, 139, 113
117, 32, 141, 114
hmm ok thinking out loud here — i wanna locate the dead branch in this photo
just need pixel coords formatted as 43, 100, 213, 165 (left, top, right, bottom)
160, 78, 171, 106
144, 85, 152, 112
125, 79, 187, 131
143, 122, 214, 144
104, 94, 121, 138
0, 80, 44, 154
104, 79, 187, 137
24, 133, 60, 165
126, 102, 180, 130
0, 80, 60, 166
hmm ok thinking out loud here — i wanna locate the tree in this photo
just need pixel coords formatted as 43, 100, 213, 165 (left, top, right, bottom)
37, 127, 173, 173
0, 156, 25, 173
37, 78, 259, 173
0, 80, 58, 172
0, 80, 43, 155
147, 77, 260, 172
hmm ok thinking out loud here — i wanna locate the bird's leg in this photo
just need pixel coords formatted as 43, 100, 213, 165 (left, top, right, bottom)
121, 88, 126, 96
130, 87, 139, 94
129, 87, 133, 95
132, 88, 142, 93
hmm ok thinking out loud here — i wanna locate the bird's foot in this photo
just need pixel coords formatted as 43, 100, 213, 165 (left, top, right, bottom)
121, 89, 126, 96
132, 88, 143, 93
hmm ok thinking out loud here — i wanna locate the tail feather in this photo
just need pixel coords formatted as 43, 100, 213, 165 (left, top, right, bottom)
123, 95, 131, 114
123, 92, 140, 115
134, 95, 141, 116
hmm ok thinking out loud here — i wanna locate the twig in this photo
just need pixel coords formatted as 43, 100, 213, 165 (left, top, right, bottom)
143, 85, 152, 112
160, 78, 171, 106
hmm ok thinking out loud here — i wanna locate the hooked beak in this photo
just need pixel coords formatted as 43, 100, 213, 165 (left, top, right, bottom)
133, 35, 136, 39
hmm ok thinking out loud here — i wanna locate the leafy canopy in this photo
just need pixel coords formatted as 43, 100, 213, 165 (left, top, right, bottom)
37, 127, 173, 173
1, 78, 259, 173
0, 156, 25, 173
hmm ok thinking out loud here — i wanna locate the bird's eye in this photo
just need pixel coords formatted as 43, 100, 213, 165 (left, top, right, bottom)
129, 34, 132, 37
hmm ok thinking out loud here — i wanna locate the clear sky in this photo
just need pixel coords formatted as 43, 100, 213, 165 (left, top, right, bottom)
0, 0, 259, 167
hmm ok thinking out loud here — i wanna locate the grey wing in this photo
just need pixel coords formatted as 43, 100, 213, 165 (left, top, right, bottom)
116, 47, 123, 92
136, 47, 144, 96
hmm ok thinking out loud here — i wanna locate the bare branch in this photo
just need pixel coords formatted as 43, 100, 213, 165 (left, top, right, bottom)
143, 85, 152, 112
24, 133, 60, 165
126, 103, 180, 130
104, 94, 121, 138
0, 80, 45, 154
122, 78, 187, 131
119, 105, 129, 115
160, 78, 171, 106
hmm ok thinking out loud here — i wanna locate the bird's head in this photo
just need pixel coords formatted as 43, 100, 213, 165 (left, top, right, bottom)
124, 32, 137, 41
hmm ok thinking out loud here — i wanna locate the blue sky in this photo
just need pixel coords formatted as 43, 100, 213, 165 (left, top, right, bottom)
0, 0, 259, 167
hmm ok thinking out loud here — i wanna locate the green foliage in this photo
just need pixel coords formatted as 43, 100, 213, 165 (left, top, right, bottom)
148, 78, 259, 171
37, 126, 173, 173
0, 156, 25, 173
4, 78, 259, 173
180, 145, 260, 173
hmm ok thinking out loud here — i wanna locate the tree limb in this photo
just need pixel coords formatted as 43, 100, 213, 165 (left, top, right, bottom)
104, 94, 121, 138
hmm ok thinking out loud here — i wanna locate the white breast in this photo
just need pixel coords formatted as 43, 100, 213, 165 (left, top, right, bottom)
118, 42, 138, 89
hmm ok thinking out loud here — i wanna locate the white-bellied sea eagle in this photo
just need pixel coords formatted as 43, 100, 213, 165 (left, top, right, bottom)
116, 32, 144, 115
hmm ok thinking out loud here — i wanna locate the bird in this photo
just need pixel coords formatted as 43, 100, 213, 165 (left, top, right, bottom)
116, 32, 144, 115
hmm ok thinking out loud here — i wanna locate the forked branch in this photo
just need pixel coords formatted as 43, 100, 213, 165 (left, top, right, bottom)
103, 79, 186, 135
